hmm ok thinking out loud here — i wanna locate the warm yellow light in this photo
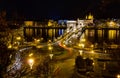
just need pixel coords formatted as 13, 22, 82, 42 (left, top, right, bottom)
34, 39, 40, 44
107, 21, 116, 27
104, 50, 107, 53
63, 44, 66, 47
86, 13, 94, 20
16, 37, 21, 40
37, 39, 40, 42
91, 50, 94, 53
24, 21, 33, 26
48, 20, 53, 26
78, 43, 85, 48
8, 45, 12, 49
28, 58, 34, 69
79, 50, 83, 55
91, 45, 94, 48
28, 59, 34, 63
34, 38, 36, 41
117, 74, 120, 78
29, 53, 33, 57
81, 38, 86, 42
14, 46, 18, 49
49, 53, 54, 60
78, 44, 81, 47
82, 44, 85, 48
48, 46, 53, 50
48, 40, 52, 43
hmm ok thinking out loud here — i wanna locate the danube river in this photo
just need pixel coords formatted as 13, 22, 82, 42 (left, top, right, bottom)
80, 28, 120, 78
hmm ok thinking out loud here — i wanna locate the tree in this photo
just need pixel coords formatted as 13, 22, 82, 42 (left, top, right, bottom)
0, 10, 8, 31
75, 55, 85, 69
0, 10, 15, 78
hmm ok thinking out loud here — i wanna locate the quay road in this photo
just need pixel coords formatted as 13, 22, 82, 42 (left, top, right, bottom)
6, 41, 76, 78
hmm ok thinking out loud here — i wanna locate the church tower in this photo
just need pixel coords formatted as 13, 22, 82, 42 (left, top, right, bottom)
86, 13, 94, 20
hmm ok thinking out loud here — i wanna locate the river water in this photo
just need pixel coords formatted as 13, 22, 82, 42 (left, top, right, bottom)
82, 29, 120, 78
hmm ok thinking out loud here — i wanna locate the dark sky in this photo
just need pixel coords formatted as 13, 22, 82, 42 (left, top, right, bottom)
0, 0, 120, 20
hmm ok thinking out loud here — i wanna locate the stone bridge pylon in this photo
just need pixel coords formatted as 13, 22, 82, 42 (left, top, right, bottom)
66, 18, 93, 33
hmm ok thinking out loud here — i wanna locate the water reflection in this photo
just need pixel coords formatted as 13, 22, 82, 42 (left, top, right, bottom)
109, 30, 116, 40
83, 29, 120, 77
85, 29, 120, 44
24, 28, 65, 41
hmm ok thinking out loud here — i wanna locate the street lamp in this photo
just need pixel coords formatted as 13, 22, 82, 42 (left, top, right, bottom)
63, 44, 66, 47
28, 58, 34, 69
49, 53, 54, 60
81, 38, 86, 42
29, 53, 33, 57
16, 36, 21, 41
48, 46, 52, 50
81, 44, 84, 48
49, 53, 54, 78
79, 50, 83, 56
48, 46, 53, 53
91, 50, 94, 53
34, 38, 40, 44
117, 74, 120, 78
8, 44, 12, 49
90, 50, 94, 59
16, 36, 21, 45
78, 43, 85, 48
91, 44, 94, 48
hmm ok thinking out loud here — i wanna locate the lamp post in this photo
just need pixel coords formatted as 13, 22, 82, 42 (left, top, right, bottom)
78, 43, 85, 48
79, 50, 83, 56
8, 44, 12, 49
48, 45, 54, 77
49, 53, 54, 60
117, 74, 120, 78
16, 36, 21, 45
28, 58, 34, 69
48, 46, 53, 53
49, 53, 54, 78
16, 36, 21, 41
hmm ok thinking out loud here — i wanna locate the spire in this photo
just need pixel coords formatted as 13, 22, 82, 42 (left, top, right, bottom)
86, 13, 94, 20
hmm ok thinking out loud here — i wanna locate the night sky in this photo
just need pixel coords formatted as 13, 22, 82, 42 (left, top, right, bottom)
0, 0, 120, 20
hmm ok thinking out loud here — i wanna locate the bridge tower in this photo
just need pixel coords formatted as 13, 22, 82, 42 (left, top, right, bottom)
66, 20, 77, 32
77, 18, 85, 29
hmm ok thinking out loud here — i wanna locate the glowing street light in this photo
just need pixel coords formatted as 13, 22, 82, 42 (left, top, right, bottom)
8, 44, 12, 49
28, 58, 34, 69
79, 50, 83, 55
78, 43, 85, 48
29, 53, 33, 57
49, 53, 54, 60
48, 46, 53, 51
117, 74, 120, 78
81, 38, 86, 42
63, 44, 66, 47
16, 36, 21, 40
34, 38, 40, 44
91, 50, 94, 53
91, 45, 94, 48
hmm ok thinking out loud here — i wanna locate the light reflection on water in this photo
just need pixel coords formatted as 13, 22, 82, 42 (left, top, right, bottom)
85, 29, 120, 45
83, 29, 120, 77
25, 28, 65, 41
